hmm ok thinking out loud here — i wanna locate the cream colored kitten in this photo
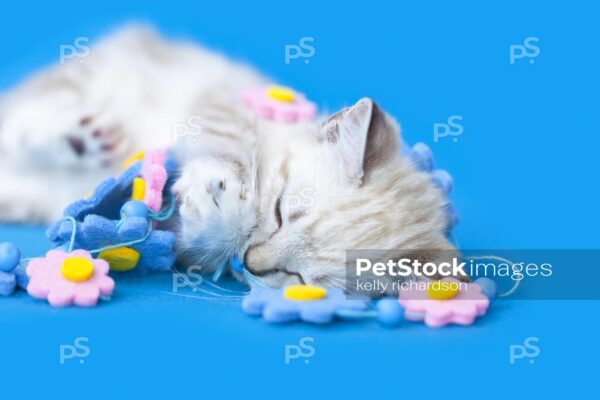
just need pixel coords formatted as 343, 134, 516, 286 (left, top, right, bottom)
0, 25, 455, 291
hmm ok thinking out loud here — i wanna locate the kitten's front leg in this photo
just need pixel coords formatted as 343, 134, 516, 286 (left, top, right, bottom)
172, 157, 256, 273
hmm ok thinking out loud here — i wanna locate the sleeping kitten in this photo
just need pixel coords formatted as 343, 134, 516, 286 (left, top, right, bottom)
0, 26, 455, 292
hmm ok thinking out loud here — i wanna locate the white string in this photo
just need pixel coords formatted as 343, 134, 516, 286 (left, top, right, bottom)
243, 268, 268, 287
170, 268, 243, 298
159, 291, 245, 301
204, 279, 249, 295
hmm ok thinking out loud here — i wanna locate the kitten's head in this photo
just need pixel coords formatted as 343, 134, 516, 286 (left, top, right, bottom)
243, 98, 453, 290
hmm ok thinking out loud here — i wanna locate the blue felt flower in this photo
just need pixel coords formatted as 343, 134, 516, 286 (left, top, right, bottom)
61, 162, 142, 221
56, 154, 177, 223
0, 268, 29, 296
44, 154, 179, 274
0, 242, 28, 295
47, 214, 175, 274
409, 142, 459, 230
242, 285, 369, 324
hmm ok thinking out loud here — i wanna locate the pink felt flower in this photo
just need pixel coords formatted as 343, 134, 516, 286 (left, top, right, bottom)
26, 249, 115, 307
399, 278, 489, 328
141, 149, 168, 212
241, 86, 316, 122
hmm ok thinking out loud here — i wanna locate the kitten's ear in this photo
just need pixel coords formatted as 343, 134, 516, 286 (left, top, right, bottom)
322, 98, 399, 185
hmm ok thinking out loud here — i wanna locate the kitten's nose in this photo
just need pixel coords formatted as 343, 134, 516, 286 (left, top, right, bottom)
244, 243, 278, 274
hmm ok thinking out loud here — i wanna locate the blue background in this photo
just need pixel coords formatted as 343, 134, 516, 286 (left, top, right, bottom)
1, 1, 598, 398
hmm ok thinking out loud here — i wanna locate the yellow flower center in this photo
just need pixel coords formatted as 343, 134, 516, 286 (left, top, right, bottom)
427, 280, 460, 300
284, 285, 327, 301
267, 85, 295, 103
61, 257, 94, 282
98, 247, 140, 272
122, 151, 145, 170
132, 177, 146, 201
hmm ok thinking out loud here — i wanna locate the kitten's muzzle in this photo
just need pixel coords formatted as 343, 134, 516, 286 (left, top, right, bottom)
243, 242, 274, 274
244, 244, 305, 284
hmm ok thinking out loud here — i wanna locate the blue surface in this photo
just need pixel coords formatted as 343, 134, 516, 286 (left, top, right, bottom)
1, 0, 598, 398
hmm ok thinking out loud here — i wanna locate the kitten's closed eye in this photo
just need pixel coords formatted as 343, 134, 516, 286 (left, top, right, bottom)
288, 210, 306, 222
274, 195, 283, 228
273, 185, 309, 227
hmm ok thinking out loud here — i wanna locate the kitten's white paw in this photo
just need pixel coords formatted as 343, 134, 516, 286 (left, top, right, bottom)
174, 159, 254, 235
58, 115, 128, 168
0, 89, 127, 168
173, 158, 256, 270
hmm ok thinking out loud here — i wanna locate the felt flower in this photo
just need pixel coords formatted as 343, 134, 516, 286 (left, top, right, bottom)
26, 249, 115, 307
14, 268, 29, 290
409, 142, 435, 172
0, 268, 28, 296
47, 215, 175, 274
45, 150, 177, 275
241, 85, 317, 122
408, 142, 459, 230
0, 270, 17, 296
60, 161, 142, 222
0, 242, 28, 296
399, 278, 490, 327
242, 285, 369, 324
47, 151, 178, 241
140, 149, 168, 212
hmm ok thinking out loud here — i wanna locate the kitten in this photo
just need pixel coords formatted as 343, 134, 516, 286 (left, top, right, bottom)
0, 25, 455, 292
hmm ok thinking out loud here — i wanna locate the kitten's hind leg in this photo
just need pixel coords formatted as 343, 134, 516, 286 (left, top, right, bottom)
0, 96, 129, 170
0, 160, 109, 224
0, 53, 133, 170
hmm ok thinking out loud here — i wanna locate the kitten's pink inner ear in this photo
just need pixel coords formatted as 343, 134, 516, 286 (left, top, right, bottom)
326, 98, 375, 186
325, 97, 400, 186
362, 101, 399, 174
